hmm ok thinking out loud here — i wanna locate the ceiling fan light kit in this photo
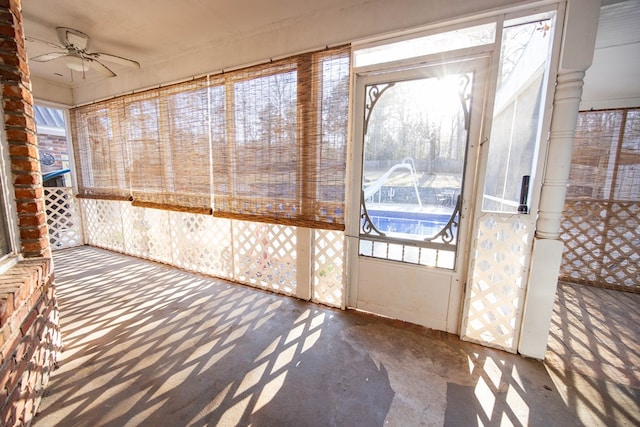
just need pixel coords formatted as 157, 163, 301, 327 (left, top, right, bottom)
64, 54, 87, 72
28, 26, 140, 78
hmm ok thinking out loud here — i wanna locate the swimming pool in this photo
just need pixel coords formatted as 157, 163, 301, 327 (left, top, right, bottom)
366, 209, 453, 237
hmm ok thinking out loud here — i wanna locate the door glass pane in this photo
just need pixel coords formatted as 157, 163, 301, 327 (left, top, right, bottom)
359, 71, 472, 267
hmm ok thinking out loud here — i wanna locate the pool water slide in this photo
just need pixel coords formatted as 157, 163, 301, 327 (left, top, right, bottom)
362, 157, 423, 207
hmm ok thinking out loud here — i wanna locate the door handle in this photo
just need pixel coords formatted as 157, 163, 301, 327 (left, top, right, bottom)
518, 175, 530, 214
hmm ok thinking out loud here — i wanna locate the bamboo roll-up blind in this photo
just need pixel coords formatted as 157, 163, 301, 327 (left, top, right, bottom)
71, 45, 350, 227
212, 59, 300, 222
158, 78, 212, 211
561, 107, 640, 292
209, 77, 228, 205
567, 110, 624, 200
124, 91, 164, 206
71, 99, 130, 200
124, 78, 213, 212
314, 50, 350, 224
568, 108, 640, 201
211, 46, 350, 228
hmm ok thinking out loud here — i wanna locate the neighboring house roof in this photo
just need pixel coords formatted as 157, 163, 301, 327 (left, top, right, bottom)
34, 105, 66, 136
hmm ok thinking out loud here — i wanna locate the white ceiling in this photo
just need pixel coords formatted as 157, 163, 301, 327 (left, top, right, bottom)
23, 0, 358, 87
22, 0, 640, 108
581, 0, 640, 109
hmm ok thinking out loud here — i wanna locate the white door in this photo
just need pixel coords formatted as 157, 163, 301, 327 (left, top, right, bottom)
347, 57, 488, 333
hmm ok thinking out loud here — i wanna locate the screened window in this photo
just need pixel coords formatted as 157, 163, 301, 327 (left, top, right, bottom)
71, 46, 350, 228
482, 12, 555, 212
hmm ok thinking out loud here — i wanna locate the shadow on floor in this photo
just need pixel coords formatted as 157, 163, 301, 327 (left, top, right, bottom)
545, 282, 640, 426
32, 246, 634, 426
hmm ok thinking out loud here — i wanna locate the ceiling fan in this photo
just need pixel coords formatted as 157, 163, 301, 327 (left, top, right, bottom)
27, 27, 140, 78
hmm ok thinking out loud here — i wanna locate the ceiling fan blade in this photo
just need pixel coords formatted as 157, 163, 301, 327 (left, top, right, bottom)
56, 27, 89, 50
90, 52, 140, 69
25, 36, 65, 50
31, 52, 68, 62
88, 58, 116, 77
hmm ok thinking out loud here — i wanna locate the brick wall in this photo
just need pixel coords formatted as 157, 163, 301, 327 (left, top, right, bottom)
0, 0, 61, 425
0, 259, 59, 426
37, 134, 69, 175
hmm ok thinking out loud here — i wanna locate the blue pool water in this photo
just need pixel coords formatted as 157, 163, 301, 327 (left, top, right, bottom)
367, 209, 453, 237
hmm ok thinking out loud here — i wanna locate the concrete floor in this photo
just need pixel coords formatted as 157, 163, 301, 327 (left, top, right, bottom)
545, 280, 640, 426
32, 246, 639, 426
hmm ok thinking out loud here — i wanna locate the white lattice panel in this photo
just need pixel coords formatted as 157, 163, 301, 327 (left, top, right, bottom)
462, 214, 533, 352
233, 221, 296, 295
121, 204, 147, 258
122, 205, 172, 264
80, 199, 126, 252
560, 200, 640, 291
170, 212, 233, 279
313, 230, 344, 308
44, 187, 84, 250
81, 198, 308, 298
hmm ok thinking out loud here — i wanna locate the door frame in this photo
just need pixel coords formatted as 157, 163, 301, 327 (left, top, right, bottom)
345, 54, 491, 333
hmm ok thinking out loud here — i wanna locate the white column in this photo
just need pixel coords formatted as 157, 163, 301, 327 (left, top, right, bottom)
296, 227, 313, 300
518, 0, 601, 359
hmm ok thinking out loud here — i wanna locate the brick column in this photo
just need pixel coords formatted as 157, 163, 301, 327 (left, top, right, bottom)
0, 0, 50, 258
0, 2, 61, 426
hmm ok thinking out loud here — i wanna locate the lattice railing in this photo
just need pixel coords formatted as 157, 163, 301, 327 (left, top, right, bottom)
560, 199, 639, 292
44, 187, 84, 250
462, 214, 533, 352
79, 200, 328, 299
233, 221, 297, 295
313, 230, 345, 308
170, 213, 232, 279
81, 198, 126, 252
122, 204, 173, 264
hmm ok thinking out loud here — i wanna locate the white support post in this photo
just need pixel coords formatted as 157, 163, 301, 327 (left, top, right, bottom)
518, 0, 601, 359
296, 227, 313, 301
